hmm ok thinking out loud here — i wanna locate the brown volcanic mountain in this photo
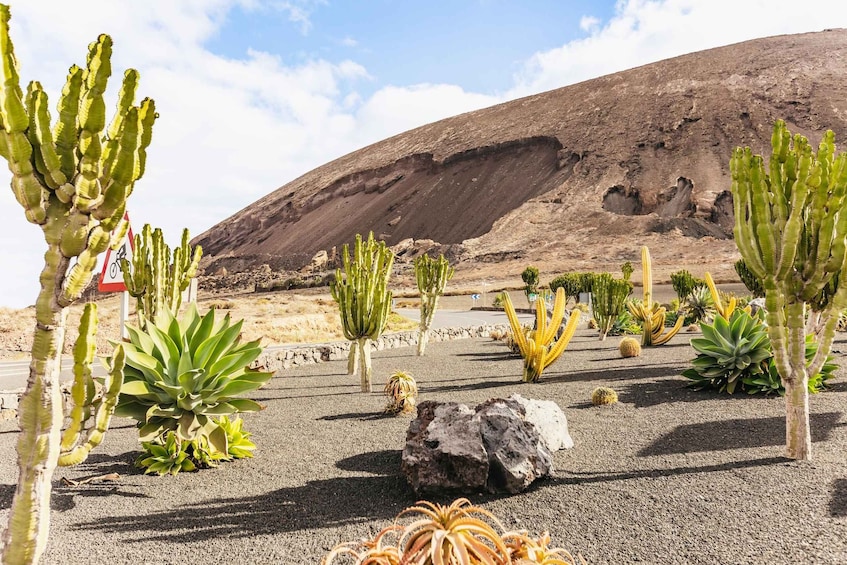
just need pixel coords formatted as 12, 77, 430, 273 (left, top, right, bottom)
195, 30, 847, 285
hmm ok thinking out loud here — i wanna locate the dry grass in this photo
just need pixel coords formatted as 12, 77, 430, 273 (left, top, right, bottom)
0, 290, 419, 360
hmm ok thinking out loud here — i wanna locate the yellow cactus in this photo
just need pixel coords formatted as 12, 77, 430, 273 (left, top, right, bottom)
626, 246, 685, 346
503, 287, 580, 382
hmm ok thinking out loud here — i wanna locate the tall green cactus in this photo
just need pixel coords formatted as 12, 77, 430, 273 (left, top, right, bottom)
414, 253, 454, 356
731, 119, 847, 460
330, 232, 394, 392
121, 224, 202, 328
626, 246, 685, 346
592, 273, 633, 341
734, 258, 765, 298
0, 6, 156, 563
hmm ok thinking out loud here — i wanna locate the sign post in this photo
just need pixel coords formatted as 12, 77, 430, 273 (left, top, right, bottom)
98, 213, 134, 340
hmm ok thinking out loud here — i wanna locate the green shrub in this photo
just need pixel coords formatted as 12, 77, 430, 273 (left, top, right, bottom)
549, 273, 582, 304
116, 304, 273, 468
492, 292, 508, 309
621, 261, 634, 281
521, 266, 540, 305
670, 270, 705, 302
608, 311, 642, 336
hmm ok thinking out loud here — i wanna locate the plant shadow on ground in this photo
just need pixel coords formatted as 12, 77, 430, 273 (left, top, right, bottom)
638, 412, 845, 456
829, 478, 847, 517
318, 411, 393, 421
543, 363, 687, 384
618, 378, 722, 408
72, 451, 416, 543
52, 452, 152, 512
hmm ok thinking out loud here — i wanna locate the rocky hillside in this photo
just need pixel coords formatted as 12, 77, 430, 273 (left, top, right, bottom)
194, 29, 847, 285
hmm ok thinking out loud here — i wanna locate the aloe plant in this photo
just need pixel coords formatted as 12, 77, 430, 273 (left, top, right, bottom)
115, 304, 273, 457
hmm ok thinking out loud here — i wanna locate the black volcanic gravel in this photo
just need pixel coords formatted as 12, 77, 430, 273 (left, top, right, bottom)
2, 328, 847, 564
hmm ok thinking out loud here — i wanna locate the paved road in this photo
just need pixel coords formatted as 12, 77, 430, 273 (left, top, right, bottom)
0, 308, 529, 392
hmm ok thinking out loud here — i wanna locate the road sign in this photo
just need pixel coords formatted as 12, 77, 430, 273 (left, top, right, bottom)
471, 294, 481, 300
98, 213, 134, 292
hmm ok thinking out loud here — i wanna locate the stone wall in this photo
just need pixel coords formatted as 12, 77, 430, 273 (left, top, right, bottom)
252, 323, 508, 373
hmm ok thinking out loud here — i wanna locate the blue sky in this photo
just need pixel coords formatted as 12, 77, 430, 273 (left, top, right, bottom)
0, 0, 844, 308
207, 1, 616, 96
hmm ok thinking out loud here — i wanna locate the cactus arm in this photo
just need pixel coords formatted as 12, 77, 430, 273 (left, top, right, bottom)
502, 292, 528, 356
58, 344, 124, 467
27, 83, 67, 191
59, 304, 98, 453
0, 9, 46, 224
543, 287, 567, 344
544, 309, 581, 368
732, 148, 768, 278
651, 314, 685, 346
73, 34, 112, 212
641, 246, 652, 305
53, 65, 83, 184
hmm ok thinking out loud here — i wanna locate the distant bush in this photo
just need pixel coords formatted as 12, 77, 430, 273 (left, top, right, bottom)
255, 273, 335, 293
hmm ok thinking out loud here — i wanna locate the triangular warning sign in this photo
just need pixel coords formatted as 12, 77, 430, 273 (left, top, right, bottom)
98, 214, 135, 293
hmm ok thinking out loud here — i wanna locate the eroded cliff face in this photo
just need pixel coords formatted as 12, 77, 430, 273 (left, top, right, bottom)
194, 29, 847, 281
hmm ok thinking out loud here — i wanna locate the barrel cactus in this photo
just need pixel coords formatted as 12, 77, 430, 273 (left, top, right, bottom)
591, 387, 619, 406
619, 337, 642, 358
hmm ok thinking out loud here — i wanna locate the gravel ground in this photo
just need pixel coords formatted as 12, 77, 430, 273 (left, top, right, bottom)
2, 326, 847, 564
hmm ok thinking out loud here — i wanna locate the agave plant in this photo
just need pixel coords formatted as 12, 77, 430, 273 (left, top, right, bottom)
683, 286, 716, 325
115, 304, 273, 456
742, 336, 838, 396
136, 431, 197, 476
683, 308, 839, 396
398, 498, 511, 564
682, 308, 771, 394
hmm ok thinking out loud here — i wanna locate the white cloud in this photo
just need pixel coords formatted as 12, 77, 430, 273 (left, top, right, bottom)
510, 0, 847, 97
341, 36, 359, 47
579, 15, 600, 32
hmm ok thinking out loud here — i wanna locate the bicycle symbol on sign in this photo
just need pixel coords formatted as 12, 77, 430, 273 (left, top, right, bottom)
109, 244, 128, 279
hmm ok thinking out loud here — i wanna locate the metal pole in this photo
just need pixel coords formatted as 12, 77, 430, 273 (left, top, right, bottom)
120, 291, 129, 340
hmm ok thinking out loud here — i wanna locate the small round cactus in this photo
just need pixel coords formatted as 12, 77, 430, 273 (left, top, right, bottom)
619, 337, 642, 358
591, 386, 618, 406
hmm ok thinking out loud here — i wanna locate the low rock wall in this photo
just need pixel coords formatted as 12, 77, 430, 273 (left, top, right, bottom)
252, 324, 509, 373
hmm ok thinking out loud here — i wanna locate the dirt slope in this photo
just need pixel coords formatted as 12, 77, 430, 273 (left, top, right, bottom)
194, 29, 847, 284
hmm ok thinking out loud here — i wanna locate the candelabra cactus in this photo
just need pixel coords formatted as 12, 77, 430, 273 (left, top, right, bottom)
503, 287, 580, 382
414, 253, 454, 355
734, 258, 764, 298
121, 224, 202, 328
731, 119, 847, 460
0, 6, 156, 563
330, 232, 394, 392
626, 246, 685, 346
592, 273, 633, 340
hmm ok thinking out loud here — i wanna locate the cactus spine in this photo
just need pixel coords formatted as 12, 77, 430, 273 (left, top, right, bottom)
414, 253, 454, 356
731, 120, 847, 460
0, 6, 156, 563
330, 232, 394, 392
626, 246, 685, 346
591, 273, 633, 340
503, 287, 580, 382
121, 224, 202, 328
